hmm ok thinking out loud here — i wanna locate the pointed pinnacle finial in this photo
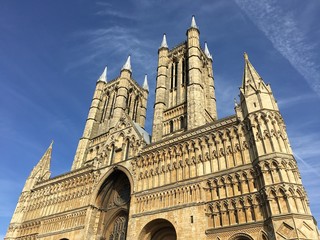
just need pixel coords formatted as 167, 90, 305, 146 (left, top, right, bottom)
191, 15, 198, 29
122, 55, 132, 72
234, 98, 239, 107
160, 33, 168, 49
244, 52, 249, 61
97, 66, 107, 82
143, 74, 149, 91
204, 42, 212, 60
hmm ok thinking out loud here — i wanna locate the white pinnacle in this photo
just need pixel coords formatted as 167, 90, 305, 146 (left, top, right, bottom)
142, 74, 149, 91
204, 42, 212, 60
122, 55, 132, 72
160, 34, 168, 49
191, 15, 198, 29
97, 66, 107, 82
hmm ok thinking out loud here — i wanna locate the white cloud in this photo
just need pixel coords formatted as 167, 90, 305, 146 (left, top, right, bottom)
96, 9, 136, 20
67, 26, 157, 78
234, 0, 320, 96
277, 93, 318, 109
291, 132, 320, 160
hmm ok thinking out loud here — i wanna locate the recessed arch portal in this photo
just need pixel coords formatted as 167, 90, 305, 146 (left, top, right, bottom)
95, 170, 131, 240
139, 218, 177, 240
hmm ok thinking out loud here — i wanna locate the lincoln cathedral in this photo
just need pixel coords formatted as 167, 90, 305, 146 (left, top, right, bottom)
5, 16, 320, 240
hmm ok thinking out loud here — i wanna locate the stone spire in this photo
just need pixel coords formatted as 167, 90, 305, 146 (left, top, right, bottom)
142, 74, 149, 91
190, 15, 198, 29
160, 34, 168, 49
239, 52, 279, 120
204, 42, 212, 60
122, 55, 132, 72
97, 66, 107, 82
242, 52, 265, 94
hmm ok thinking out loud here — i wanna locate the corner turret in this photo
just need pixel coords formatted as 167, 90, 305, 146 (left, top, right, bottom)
7, 142, 53, 230
238, 53, 279, 120
23, 141, 53, 192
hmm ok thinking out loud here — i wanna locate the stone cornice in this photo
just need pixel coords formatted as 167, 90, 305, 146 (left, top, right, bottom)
132, 201, 203, 218
33, 166, 94, 190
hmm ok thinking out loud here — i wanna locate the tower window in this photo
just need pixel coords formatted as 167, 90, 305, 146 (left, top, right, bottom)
171, 63, 174, 90
175, 61, 178, 88
180, 116, 185, 129
186, 58, 189, 85
170, 120, 174, 133
182, 59, 186, 85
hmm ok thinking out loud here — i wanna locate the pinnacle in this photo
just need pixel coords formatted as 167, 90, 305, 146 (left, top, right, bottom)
143, 74, 149, 91
204, 42, 212, 60
190, 15, 198, 29
122, 55, 132, 72
244, 52, 249, 60
160, 34, 168, 49
97, 66, 107, 82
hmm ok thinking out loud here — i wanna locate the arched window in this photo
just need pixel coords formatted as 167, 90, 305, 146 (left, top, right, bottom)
170, 120, 174, 133
109, 90, 117, 119
170, 63, 174, 90
174, 61, 178, 88
101, 93, 109, 122
123, 139, 130, 160
182, 58, 186, 85
126, 89, 133, 114
132, 96, 139, 122
109, 215, 128, 240
180, 116, 185, 129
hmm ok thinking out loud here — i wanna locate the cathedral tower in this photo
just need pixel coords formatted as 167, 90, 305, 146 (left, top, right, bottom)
72, 57, 149, 170
152, 16, 217, 142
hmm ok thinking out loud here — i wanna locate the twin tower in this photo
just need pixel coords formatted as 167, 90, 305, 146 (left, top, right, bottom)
72, 16, 218, 169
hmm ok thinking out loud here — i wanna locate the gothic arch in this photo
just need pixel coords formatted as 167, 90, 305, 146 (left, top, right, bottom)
229, 233, 254, 240
91, 166, 134, 203
94, 170, 132, 240
139, 218, 177, 240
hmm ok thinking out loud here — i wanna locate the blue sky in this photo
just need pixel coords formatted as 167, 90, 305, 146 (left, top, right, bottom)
1, 0, 320, 237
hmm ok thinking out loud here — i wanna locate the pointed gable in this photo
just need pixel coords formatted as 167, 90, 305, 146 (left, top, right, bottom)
23, 142, 53, 192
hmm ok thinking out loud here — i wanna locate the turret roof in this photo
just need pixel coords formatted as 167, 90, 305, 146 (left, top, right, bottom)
97, 66, 107, 82
122, 55, 132, 72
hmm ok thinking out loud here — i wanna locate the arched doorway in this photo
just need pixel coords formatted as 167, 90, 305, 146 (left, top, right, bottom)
95, 170, 131, 240
229, 233, 254, 240
139, 219, 177, 240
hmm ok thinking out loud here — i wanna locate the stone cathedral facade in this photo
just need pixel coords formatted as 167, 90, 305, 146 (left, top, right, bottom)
6, 17, 320, 240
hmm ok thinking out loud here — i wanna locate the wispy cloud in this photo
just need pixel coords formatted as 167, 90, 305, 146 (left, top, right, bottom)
277, 93, 318, 109
96, 9, 136, 20
234, 0, 320, 96
291, 132, 320, 160
215, 74, 238, 118
67, 26, 156, 78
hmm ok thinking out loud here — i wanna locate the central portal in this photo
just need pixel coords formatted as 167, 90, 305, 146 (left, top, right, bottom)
95, 170, 131, 240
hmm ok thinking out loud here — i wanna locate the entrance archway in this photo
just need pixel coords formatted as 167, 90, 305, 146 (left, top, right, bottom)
139, 219, 177, 240
95, 170, 131, 240
229, 233, 254, 240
